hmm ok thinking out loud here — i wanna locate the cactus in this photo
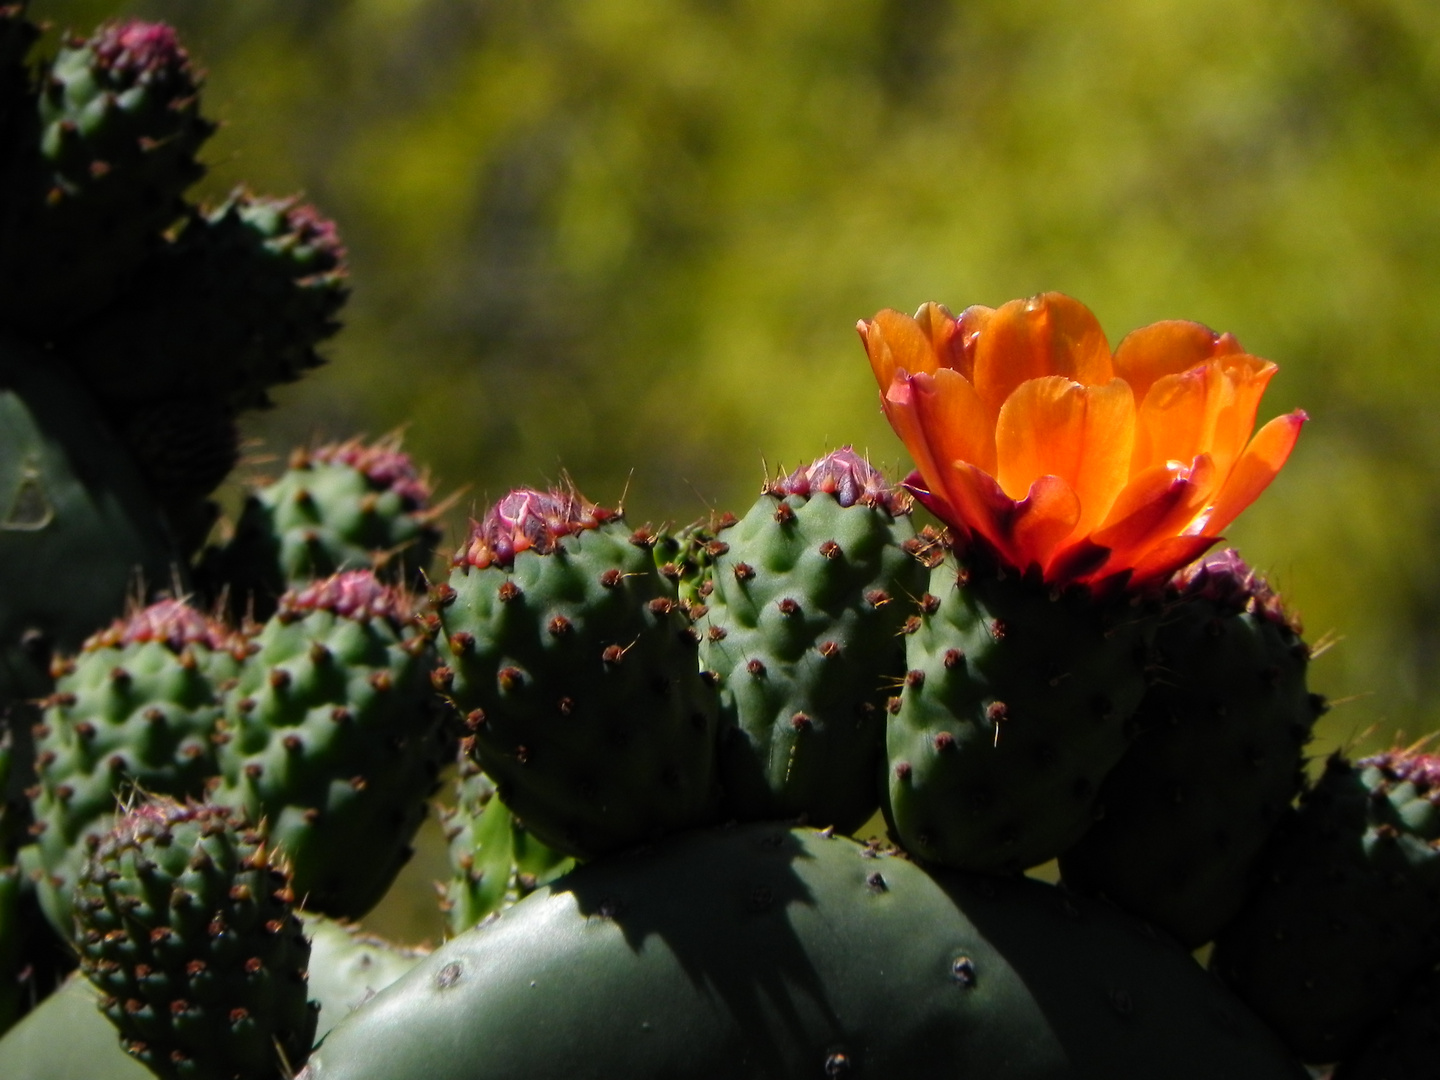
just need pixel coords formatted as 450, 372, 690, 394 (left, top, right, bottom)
300, 823, 1304, 1080
883, 545, 1156, 873
1058, 550, 1325, 946
439, 754, 573, 935
199, 436, 440, 621
695, 447, 927, 832
213, 570, 448, 920
73, 798, 316, 1080
1211, 749, 1440, 1063
430, 486, 720, 859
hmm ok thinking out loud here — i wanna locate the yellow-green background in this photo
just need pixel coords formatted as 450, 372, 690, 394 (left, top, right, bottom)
36, 0, 1440, 939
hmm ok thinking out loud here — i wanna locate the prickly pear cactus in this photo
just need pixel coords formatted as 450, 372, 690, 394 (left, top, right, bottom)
213, 570, 447, 919
431, 487, 719, 859
73, 798, 317, 1080
1332, 964, 1440, 1080
0, 19, 214, 329
439, 754, 573, 935
201, 437, 440, 621
300, 823, 1304, 1080
1059, 550, 1325, 946
884, 547, 1155, 873
695, 447, 927, 833
25, 599, 240, 937
1211, 749, 1440, 1063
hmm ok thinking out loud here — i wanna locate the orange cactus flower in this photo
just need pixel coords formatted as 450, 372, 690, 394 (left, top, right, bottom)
858, 292, 1305, 589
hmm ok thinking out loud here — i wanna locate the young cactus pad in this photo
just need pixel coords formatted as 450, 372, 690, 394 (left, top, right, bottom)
299, 823, 1303, 1080
73, 798, 317, 1080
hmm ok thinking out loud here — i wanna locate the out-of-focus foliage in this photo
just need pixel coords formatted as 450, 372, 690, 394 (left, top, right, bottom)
37, 0, 1440, 760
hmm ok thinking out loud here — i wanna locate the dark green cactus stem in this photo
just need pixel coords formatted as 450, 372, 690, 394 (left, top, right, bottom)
68, 189, 349, 417
1211, 748, 1440, 1063
431, 486, 720, 859
0, 3, 38, 142
696, 447, 928, 833
0, 340, 183, 706
1332, 964, 1440, 1080
300, 823, 1304, 1080
73, 798, 317, 1080
0, 729, 19, 1037
0, 19, 215, 330
1059, 549, 1324, 947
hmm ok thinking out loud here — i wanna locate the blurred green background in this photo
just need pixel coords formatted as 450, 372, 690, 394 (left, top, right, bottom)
33, 0, 1440, 936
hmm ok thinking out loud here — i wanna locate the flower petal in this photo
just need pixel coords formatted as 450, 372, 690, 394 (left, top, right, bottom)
1199, 410, 1307, 536
946, 463, 1080, 572
1113, 319, 1244, 403
994, 376, 1135, 536
860, 309, 941, 392
1131, 355, 1276, 477
973, 293, 1113, 417
913, 368, 996, 476
1083, 456, 1218, 580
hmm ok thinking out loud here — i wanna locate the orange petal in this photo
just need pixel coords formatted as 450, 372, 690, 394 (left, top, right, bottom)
973, 293, 1113, 417
1122, 534, 1222, 589
1113, 320, 1244, 403
994, 376, 1135, 536
881, 373, 946, 496
912, 368, 996, 476
945, 463, 1080, 573
911, 302, 974, 379
860, 309, 942, 392
1085, 456, 1217, 578
1131, 355, 1275, 477
1200, 410, 1307, 536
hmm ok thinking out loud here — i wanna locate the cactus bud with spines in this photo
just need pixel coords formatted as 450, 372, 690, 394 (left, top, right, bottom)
73, 797, 316, 1080
1211, 748, 1440, 1063
200, 436, 441, 622
694, 447, 926, 832
213, 570, 448, 920
25, 599, 242, 937
1059, 549, 1324, 947
0, 19, 215, 329
433, 486, 720, 859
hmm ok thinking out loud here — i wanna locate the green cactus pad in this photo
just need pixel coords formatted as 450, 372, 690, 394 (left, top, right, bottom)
695, 448, 927, 833
432, 486, 719, 859
0, 343, 182, 705
1211, 749, 1440, 1063
1059, 550, 1324, 947
73, 798, 316, 1080
214, 570, 447, 919
25, 600, 241, 938
0, 20, 214, 328
1332, 964, 1440, 1080
884, 550, 1154, 873
300, 823, 1304, 1080
439, 755, 573, 935
200, 437, 441, 622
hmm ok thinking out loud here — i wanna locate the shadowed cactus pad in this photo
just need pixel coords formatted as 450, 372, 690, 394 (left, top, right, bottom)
1059, 550, 1323, 947
73, 798, 316, 1080
299, 823, 1304, 1080
1212, 749, 1440, 1063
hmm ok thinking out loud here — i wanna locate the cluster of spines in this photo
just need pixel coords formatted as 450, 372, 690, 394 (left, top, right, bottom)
73, 798, 316, 1080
